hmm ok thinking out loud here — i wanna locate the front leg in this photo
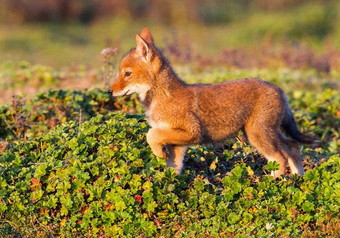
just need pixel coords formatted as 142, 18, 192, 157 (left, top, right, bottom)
146, 127, 198, 172
146, 127, 197, 153
146, 129, 167, 158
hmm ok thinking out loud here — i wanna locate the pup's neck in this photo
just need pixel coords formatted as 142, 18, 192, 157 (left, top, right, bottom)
141, 62, 185, 109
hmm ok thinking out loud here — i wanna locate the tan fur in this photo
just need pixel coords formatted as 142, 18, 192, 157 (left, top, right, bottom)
109, 28, 315, 178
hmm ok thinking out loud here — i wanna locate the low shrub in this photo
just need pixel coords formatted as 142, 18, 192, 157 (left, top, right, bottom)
1, 112, 339, 237
0, 89, 142, 141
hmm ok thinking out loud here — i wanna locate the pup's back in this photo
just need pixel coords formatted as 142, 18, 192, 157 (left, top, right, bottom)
189, 79, 285, 143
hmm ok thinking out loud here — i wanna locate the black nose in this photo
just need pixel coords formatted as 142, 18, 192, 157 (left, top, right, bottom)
107, 89, 112, 95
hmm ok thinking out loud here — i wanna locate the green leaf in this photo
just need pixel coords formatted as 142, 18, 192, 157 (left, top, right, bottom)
69, 138, 78, 149
302, 201, 315, 212
34, 164, 47, 179
292, 191, 306, 205
265, 161, 280, 172
0, 177, 7, 189
0, 203, 8, 214
304, 170, 319, 181
146, 201, 158, 213
193, 178, 205, 192
227, 212, 240, 224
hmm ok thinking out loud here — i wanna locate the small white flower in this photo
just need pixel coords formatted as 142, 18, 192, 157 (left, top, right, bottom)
101, 48, 118, 57
266, 222, 274, 230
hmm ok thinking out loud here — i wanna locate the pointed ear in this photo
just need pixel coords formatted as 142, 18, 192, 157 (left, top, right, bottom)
140, 28, 154, 45
136, 34, 151, 61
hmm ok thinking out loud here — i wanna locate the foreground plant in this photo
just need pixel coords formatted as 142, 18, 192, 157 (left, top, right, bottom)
0, 112, 339, 237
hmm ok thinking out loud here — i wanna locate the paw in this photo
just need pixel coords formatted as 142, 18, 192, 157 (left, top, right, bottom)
152, 147, 166, 158
148, 142, 166, 158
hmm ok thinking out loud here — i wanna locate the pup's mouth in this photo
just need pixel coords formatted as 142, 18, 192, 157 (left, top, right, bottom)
112, 90, 130, 97
122, 90, 130, 96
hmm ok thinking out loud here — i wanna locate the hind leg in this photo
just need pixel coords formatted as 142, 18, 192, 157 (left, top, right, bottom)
245, 127, 288, 178
279, 134, 304, 175
163, 145, 188, 174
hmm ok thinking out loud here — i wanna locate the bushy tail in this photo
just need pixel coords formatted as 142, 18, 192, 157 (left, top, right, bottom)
282, 109, 317, 145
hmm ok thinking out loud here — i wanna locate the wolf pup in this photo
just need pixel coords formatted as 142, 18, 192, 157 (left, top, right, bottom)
108, 28, 316, 178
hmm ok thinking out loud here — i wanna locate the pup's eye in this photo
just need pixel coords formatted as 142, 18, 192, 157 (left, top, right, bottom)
125, 71, 131, 77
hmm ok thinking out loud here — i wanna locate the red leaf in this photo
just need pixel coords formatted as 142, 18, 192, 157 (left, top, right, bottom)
135, 195, 142, 205
30, 178, 41, 191
80, 206, 89, 215
104, 204, 115, 211
154, 219, 162, 227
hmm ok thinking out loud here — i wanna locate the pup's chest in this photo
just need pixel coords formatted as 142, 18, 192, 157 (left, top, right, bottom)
145, 102, 171, 129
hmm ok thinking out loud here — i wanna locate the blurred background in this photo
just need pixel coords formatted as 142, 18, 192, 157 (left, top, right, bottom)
0, 0, 340, 103
1, 0, 339, 67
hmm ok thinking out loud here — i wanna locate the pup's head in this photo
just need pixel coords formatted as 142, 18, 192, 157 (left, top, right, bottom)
108, 28, 163, 101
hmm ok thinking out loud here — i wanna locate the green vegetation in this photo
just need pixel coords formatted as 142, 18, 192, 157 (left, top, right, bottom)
0, 63, 339, 236
0, 111, 339, 237
0, 61, 62, 90
0, 88, 142, 141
